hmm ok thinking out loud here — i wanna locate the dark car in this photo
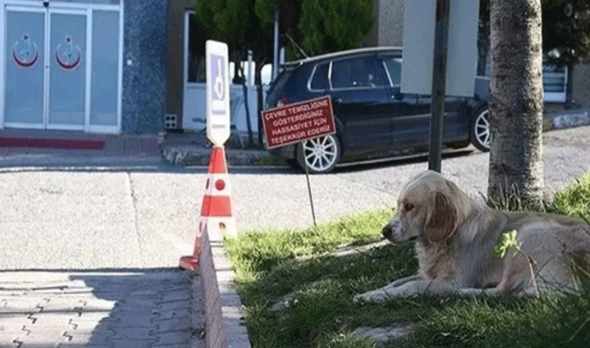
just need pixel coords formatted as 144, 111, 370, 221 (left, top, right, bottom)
263, 46, 490, 174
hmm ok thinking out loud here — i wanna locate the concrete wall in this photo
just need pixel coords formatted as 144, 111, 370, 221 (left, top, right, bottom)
376, 0, 405, 47
121, 0, 169, 134
571, 63, 590, 107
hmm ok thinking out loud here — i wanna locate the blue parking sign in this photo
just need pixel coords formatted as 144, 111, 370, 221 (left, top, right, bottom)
206, 40, 230, 146
210, 53, 226, 115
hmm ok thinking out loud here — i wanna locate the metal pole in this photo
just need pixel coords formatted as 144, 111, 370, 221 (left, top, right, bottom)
303, 155, 317, 227
272, 5, 280, 81
428, 0, 451, 173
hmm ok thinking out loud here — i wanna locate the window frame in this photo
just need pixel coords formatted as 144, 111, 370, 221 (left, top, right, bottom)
327, 54, 393, 92
378, 53, 404, 88
307, 61, 331, 92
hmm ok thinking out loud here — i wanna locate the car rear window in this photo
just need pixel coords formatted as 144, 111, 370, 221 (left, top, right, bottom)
266, 67, 294, 107
310, 63, 330, 90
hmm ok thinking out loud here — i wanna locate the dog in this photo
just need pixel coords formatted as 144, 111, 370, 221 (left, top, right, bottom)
353, 170, 590, 303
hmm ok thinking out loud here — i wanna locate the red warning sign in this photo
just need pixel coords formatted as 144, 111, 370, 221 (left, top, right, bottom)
261, 95, 336, 149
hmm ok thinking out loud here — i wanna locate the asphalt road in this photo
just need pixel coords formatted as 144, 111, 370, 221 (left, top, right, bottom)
0, 125, 588, 270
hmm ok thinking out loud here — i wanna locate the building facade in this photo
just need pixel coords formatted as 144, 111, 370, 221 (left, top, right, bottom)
0, 0, 168, 135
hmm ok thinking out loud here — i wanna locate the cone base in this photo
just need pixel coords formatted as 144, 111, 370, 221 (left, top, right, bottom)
179, 255, 199, 271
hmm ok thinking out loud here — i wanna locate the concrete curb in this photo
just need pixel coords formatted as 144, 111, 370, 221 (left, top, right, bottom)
199, 223, 252, 348
161, 144, 284, 167
544, 108, 590, 131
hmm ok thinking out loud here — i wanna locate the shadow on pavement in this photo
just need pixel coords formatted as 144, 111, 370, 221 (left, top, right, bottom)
0, 268, 203, 348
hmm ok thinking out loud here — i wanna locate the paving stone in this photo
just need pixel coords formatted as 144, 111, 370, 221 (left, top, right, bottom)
110, 326, 154, 339
157, 308, 190, 320
112, 314, 154, 327
0, 271, 199, 348
62, 331, 114, 345
77, 299, 117, 312
153, 317, 192, 333
108, 339, 158, 348
0, 329, 22, 346
155, 331, 191, 345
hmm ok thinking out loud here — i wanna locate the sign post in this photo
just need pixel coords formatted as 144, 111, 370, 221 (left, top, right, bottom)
400, 0, 480, 173
206, 40, 231, 146
428, 0, 451, 173
261, 95, 337, 226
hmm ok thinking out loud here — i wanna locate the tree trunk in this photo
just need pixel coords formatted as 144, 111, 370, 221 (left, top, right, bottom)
488, 0, 545, 211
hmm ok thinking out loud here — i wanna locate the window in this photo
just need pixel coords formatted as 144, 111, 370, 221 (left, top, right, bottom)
330, 56, 390, 89
309, 63, 329, 90
382, 56, 403, 86
186, 13, 207, 83
543, 65, 567, 103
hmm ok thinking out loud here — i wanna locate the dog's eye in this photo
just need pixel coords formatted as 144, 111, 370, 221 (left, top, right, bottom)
403, 203, 415, 212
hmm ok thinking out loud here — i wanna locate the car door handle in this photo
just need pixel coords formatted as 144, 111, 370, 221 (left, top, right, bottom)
333, 98, 343, 103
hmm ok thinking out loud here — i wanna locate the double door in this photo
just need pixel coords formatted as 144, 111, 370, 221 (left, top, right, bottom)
2, 4, 121, 132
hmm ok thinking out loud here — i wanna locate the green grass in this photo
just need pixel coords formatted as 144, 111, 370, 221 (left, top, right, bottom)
548, 172, 590, 220
224, 173, 590, 348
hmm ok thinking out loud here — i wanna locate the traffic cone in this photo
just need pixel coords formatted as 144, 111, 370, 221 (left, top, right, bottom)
179, 145, 236, 271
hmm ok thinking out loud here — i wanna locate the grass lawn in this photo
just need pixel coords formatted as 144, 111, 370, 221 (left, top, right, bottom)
224, 172, 590, 348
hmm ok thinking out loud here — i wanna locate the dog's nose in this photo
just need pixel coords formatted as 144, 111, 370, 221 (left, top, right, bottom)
382, 224, 393, 239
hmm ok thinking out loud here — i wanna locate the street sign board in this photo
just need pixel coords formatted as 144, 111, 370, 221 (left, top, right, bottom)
206, 40, 231, 146
261, 95, 336, 149
400, 0, 480, 97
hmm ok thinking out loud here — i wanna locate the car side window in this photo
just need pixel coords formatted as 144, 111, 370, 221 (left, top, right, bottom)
331, 56, 390, 89
382, 56, 402, 86
309, 63, 330, 90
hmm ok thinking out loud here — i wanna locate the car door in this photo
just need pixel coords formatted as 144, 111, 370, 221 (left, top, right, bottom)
380, 53, 471, 149
329, 55, 392, 152
378, 54, 427, 149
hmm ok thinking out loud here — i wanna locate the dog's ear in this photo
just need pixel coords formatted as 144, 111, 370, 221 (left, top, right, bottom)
425, 191, 457, 243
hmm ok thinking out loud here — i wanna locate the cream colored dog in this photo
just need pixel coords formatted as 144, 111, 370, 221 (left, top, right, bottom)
353, 170, 590, 303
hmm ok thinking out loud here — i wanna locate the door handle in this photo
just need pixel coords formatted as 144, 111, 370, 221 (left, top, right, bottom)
333, 98, 343, 103
393, 93, 404, 100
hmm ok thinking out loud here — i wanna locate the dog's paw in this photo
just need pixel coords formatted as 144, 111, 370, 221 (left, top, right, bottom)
352, 293, 368, 304
353, 290, 388, 304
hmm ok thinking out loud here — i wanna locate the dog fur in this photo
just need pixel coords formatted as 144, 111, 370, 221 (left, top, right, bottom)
353, 170, 590, 303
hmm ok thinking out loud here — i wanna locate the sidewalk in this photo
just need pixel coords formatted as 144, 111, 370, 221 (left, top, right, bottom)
0, 271, 205, 348
0, 129, 161, 159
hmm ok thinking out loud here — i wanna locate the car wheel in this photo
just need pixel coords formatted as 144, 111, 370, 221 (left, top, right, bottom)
470, 108, 491, 152
296, 134, 341, 174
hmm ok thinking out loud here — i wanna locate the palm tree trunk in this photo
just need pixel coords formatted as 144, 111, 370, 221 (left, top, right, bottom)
488, 0, 545, 210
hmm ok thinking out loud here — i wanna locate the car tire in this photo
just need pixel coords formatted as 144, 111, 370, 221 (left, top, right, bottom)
296, 134, 342, 174
470, 108, 491, 152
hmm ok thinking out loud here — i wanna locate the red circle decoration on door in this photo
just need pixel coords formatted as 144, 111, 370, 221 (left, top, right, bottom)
12, 33, 40, 69
55, 35, 82, 71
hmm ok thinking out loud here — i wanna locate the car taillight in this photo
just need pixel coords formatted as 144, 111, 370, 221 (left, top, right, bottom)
277, 96, 290, 107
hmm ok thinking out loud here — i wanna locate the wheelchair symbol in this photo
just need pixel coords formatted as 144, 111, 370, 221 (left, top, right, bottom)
213, 59, 224, 101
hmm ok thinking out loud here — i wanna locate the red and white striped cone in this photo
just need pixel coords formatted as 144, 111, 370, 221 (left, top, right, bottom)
179, 145, 236, 271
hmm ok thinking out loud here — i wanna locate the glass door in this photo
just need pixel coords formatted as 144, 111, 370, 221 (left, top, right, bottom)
3, 6, 46, 128
47, 9, 88, 129
2, 3, 121, 133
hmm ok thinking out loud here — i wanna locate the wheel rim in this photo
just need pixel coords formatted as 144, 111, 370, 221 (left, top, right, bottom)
302, 135, 338, 172
474, 110, 491, 149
